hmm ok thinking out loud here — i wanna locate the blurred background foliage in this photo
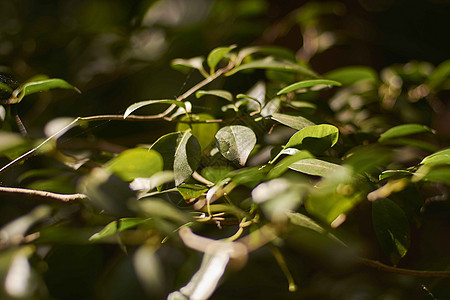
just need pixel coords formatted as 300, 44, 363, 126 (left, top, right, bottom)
0, 0, 449, 299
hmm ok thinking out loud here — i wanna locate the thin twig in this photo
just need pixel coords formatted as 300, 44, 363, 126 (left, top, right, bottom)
0, 186, 87, 202
357, 257, 450, 278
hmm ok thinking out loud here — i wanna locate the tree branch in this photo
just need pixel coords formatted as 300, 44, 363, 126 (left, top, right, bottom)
0, 186, 87, 202
357, 257, 450, 278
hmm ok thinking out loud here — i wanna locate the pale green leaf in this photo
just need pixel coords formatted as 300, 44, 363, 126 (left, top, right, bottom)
177, 184, 208, 200
271, 112, 315, 130
207, 45, 236, 73
124, 99, 187, 119
289, 158, 345, 177
420, 148, 450, 166
215, 125, 257, 166
277, 79, 341, 95
106, 148, 163, 181
177, 114, 220, 150
171, 57, 207, 76
196, 90, 233, 101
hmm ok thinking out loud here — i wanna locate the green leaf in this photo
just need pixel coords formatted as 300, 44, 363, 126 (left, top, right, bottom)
201, 166, 234, 184
13, 78, 80, 103
195, 90, 233, 101
285, 124, 339, 154
106, 148, 163, 181
226, 57, 318, 78
420, 148, 450, 166
89, 218, 149, 241
277, 79, 341, 95
418, 167, 450, 185
207, 45, 236, 73
428, 59, 450, 89
271, 112, 315, 130
268, 150, 314, 179
324, 66, 377, 85
379, 138, 439, 152
215, 125, 257, 166
177, 114, 220, 150
289, 158, 345, 177
150, 131, 201, 185
0, 82, 12, 93
237, 46, 297, 64
379, 124, 433, 142
124, 99, 187, 119
372, 198, 410, 265
379, 170, 413, 181
177, 184, 208, 200
171, 57, 207, 76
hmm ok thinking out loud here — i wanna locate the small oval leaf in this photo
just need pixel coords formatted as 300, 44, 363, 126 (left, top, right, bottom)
215, 125, 257, 166
177, 114, 220, 150
226, 58, 318, 78
324, 66, 378, 85
277, 79, 341, 95
207, 45, 236, 73
89, 218, 148, 241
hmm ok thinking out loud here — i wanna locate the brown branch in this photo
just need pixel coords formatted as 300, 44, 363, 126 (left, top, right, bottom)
356, 257, 450, 278
0, 186, 87, 203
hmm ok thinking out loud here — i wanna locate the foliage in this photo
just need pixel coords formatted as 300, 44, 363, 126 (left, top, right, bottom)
0, 1, 450, 299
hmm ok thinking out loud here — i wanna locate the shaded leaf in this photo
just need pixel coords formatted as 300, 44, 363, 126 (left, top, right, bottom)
379, 124, 433, 142
289, 158, 345, 177
171, 57, 207, 76
237, 46, 296, 64
379, 170, 413, 181
215, 125, 256, 166
150, 131, 201, 185
428, 59, 450, 89
207, 45, 236, 73
13, 78, 80, 103
106, 148, 163, 181
124, 99, 187, 119
277, 79, 341, 95
201, 166, 233, 184
372, 198, 410, 265
89, 218, 149, 241
195, 90, 233, 101
271, 112, 315, 130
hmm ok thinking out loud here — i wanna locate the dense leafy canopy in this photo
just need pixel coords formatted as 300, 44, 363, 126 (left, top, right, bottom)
0, 1, 449, 299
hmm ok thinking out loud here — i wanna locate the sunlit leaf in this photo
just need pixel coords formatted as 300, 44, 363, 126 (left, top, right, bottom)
378, 124, 433, 142
237, 46, 297, 64
420, 148, 450, 166
207, 45, 236, 73
12, 78, 80, 103
129, 171, 174, 192
271, 113, 315, 130
289, 158, 345, 177
150, 131, 201, 185
268, 150, 314, 179
106, 148, 163, 182
177, 184, 208, 200
372, 198, 410, 265
124, 99, 187, 119
195, 90, 233, 101
284, 124, 339, 154
177, 114, 220, 150
171, 57, 207, 76
215, 125, 256, 166
379, 170, 413, 181
277, 79, 341, 95
89, 218, 149, 241
324, 66, 377, 85
226, 57, 318, 78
